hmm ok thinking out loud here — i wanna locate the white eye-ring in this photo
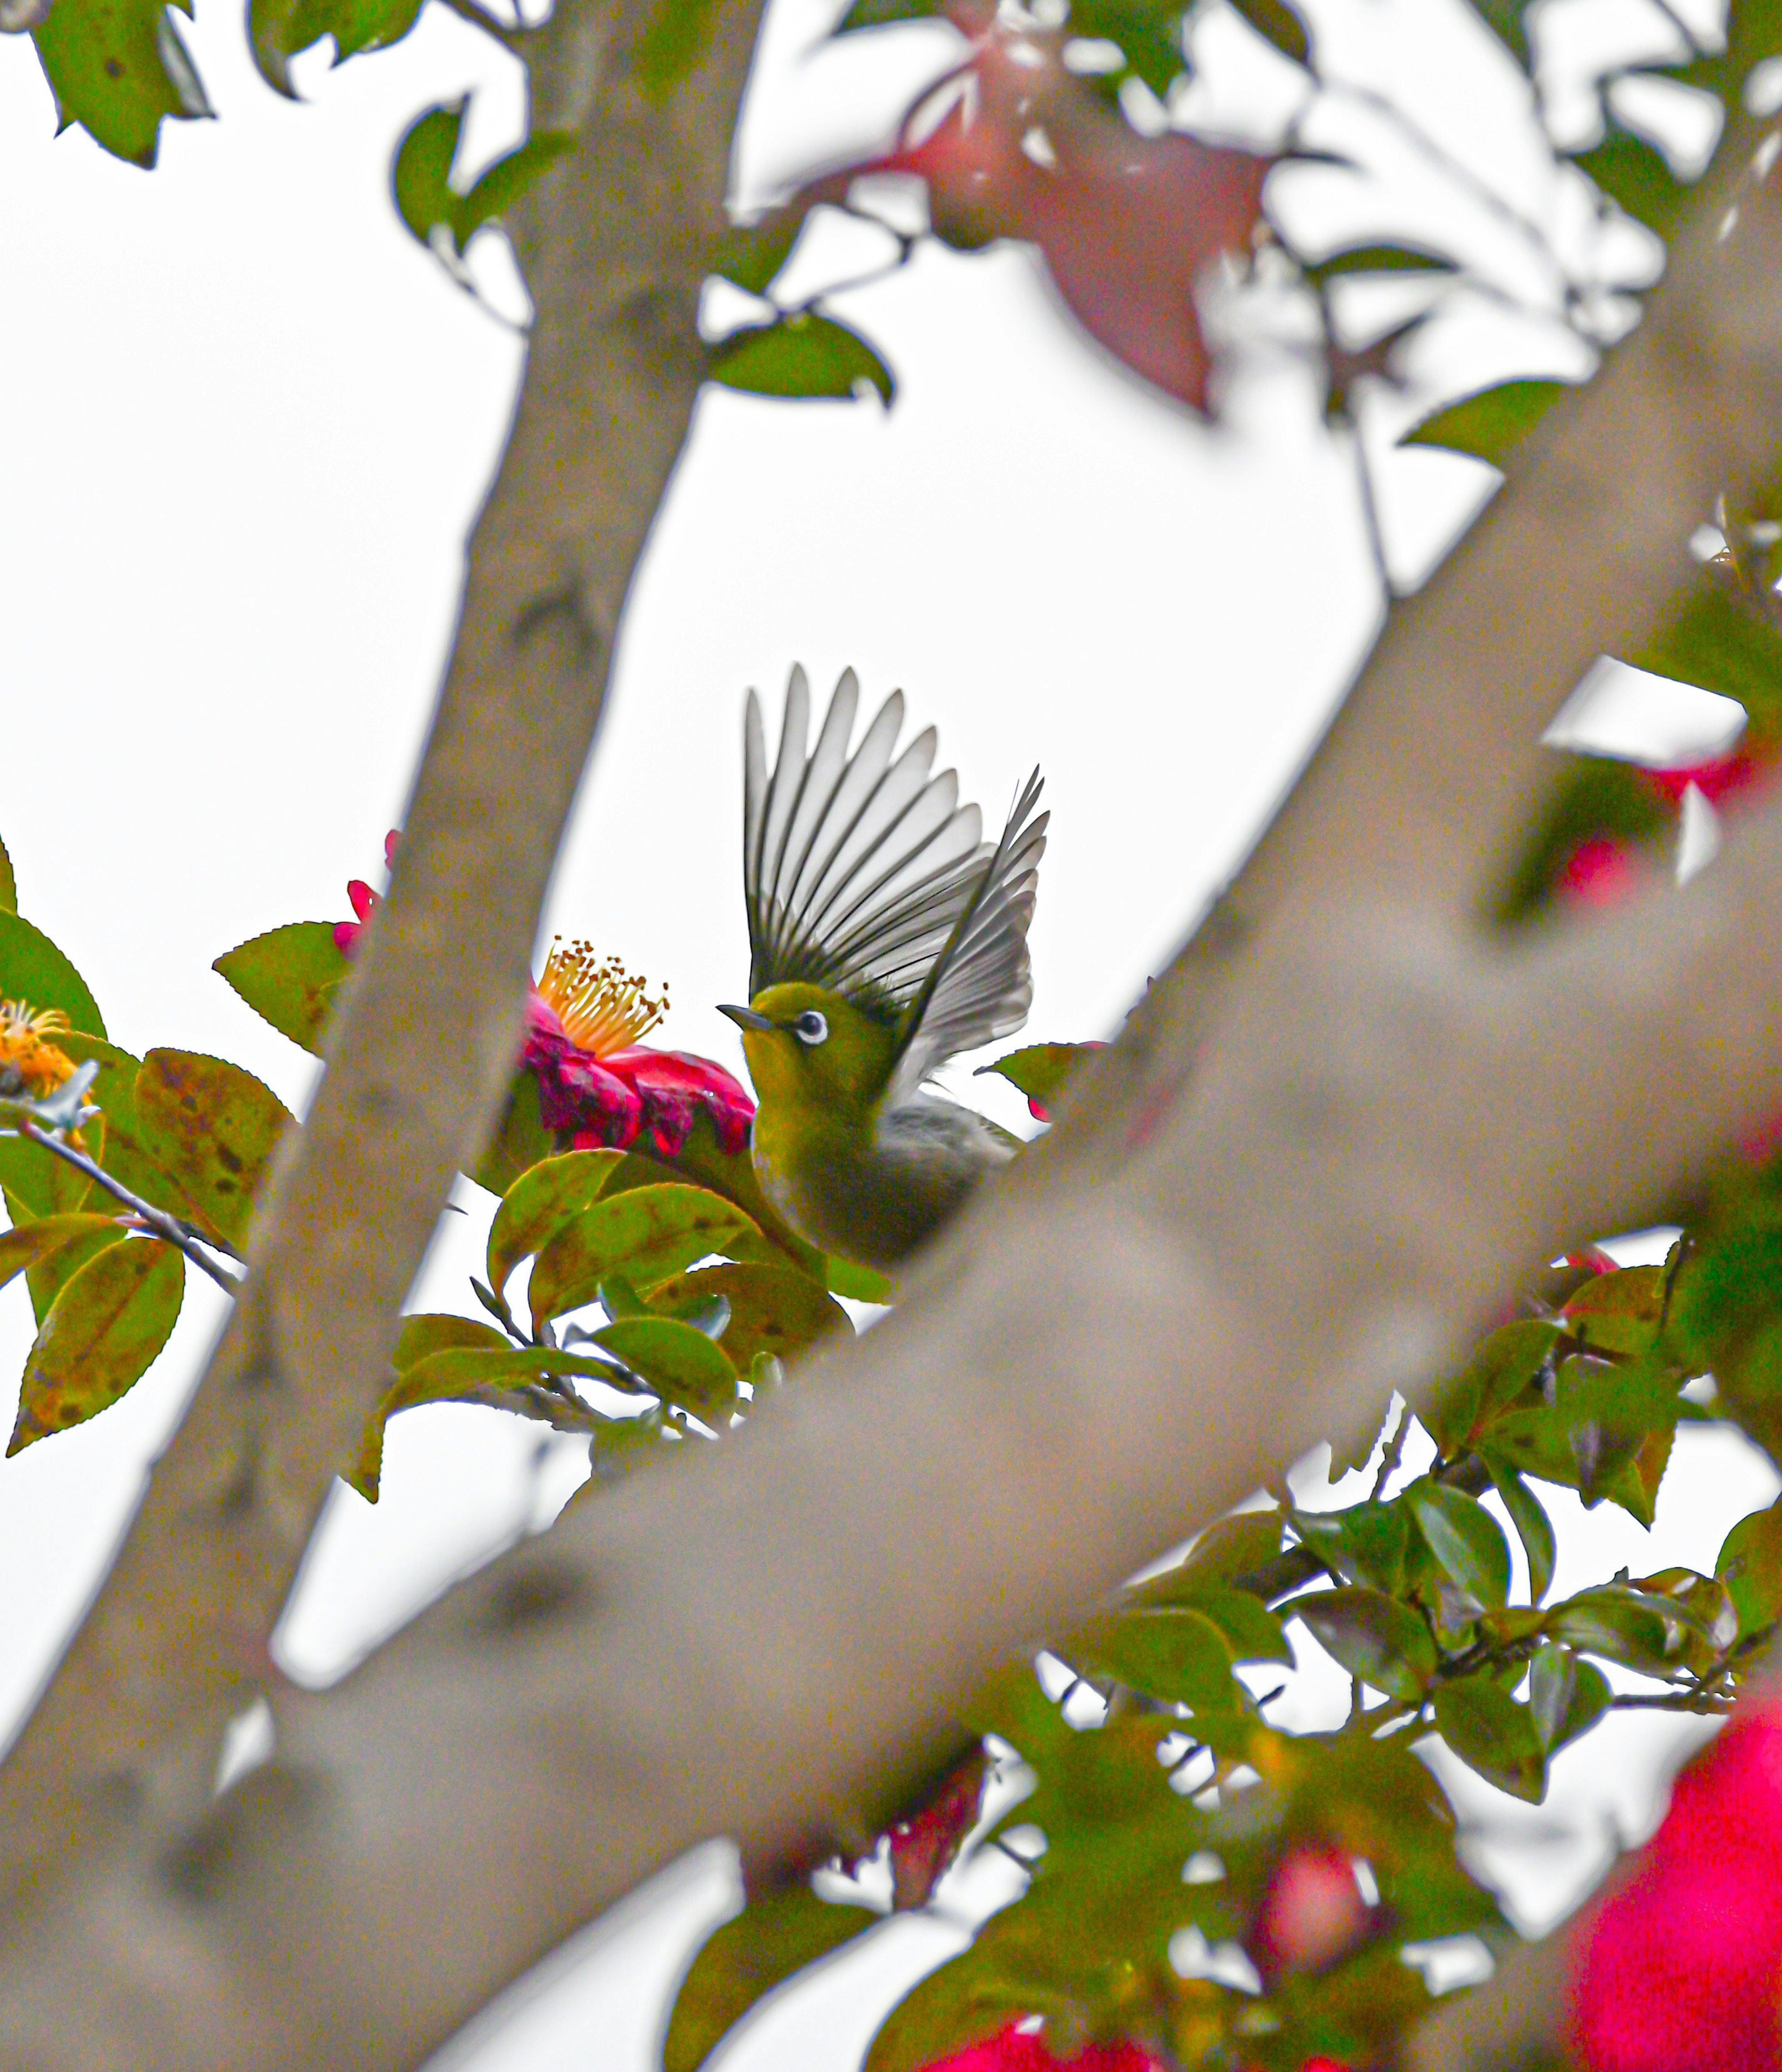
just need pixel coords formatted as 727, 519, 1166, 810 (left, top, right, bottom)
791, 1010, 829, 1046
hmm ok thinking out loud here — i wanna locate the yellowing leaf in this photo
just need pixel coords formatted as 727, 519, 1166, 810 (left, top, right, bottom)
529, 1184, 762, 1331
134, 1049, 293, 1251
7, 1238, 183, 1453
486, 1150, 625, 1303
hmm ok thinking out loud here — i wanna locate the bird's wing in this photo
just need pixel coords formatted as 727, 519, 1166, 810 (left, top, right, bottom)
744, 665, 994, 1019
882, 766, 1047, 1110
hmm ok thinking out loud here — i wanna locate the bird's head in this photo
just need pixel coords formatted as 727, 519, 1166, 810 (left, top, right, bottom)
718, 983, 898, 1122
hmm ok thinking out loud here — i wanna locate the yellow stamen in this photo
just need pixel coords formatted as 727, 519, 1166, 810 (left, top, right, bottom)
0, 1000, 78, 1103
536, 941, 668, 1056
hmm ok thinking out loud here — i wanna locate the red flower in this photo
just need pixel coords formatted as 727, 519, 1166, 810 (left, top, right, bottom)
918, 2028, 1160, 2072
1569, 1708, 1782, 2071
835, 11, 1268, 412
1249, 1844, 1376, 1987
334, 830, 401, 954
521, 940, 753, 1160
1556, 835, 1639, 909
1641, 749, 1769, 811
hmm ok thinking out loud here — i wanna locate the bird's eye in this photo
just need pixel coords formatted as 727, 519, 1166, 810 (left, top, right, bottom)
791, 1010, 829, 1046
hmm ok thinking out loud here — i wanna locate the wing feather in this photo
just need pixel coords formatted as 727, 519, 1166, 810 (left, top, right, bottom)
743, 668, 1045, 1076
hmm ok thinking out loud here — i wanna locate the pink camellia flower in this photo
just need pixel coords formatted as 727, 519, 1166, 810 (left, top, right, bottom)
1556, 835, 1639, 909
1641, 748, 1769, 811
521, 939, 753, 1160
919, 2027, 1161, 2072
1249, 1844, 1376, 1988
834, 8, 1268, 412
333, 830, 402, 954
1569, 1707, 1782, 2071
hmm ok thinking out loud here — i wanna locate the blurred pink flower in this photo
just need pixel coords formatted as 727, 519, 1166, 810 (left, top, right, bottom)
1249, 1844, 1376, 1987
918, 2029, 1159, 2072
1556, 836, 1638, 909
1570, 1708, 1782, 2071
1641, 748, 1768, 811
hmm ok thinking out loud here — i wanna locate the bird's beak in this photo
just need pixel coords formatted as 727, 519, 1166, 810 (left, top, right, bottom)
718, 1003, 775, 1033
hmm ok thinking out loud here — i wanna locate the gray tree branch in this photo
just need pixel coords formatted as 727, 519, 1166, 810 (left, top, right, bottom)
0, 0, 769, 1912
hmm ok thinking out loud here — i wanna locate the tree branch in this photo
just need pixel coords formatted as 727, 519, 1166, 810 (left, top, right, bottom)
0, 0, 768, 1908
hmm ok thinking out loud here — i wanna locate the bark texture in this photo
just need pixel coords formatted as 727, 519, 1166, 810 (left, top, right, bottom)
0, 0, 769, 1928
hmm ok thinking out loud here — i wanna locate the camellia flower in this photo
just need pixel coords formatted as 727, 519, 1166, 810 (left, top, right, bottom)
0, 1000, 79, 1104
333, 830, 401, 954
1555, 835, 1640, 909
522, 939, 754, 1159
917, 2028, 1161, 2072
1569, 1707, 1782, 2071
1249, 1843, 1376, 1988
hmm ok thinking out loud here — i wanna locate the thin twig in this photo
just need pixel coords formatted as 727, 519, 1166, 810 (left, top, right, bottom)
1369, 1397, 1412, 1498
14, 1121, 241, 1295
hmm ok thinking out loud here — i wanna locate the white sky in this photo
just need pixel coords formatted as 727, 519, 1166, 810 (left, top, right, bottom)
0, 0, 1776, 2065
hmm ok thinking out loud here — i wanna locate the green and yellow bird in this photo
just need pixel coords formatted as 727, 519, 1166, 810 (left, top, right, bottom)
719, 665, 1047, 1273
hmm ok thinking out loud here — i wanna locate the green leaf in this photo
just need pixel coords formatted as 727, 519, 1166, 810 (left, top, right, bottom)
1404, 379, 1569, 468
486, 1150, 626, 1304
1292, 1501, 1409, 1596
1716, 1496, 1782, 1637
31, 0, 211, 170
133, 1049, 291, 1251
213, 921, 349, 1056
1404, 1481, 1511, 1611
1493, 754, 1671, 929
1635, 583, 1782, 731
1226, 0, 1308, 63
977, 1042, 1101, 1117
1173, 1583, 1294, 1664
1545, 1587, 1676, 1679
1562, 1265, 1665, 1359
1073, 1606, 1239, 1706
349, 1320, 543, 1499
528, 1184, 762, 1332
665, 1887, 878, 2072
393, 1312, 510, 1371
1302, 243, 1453, 285
0, 835, 14, 914
1481, 1455, 1556, 1606
1574, 130, 1684, 237
1175, 1507, 1285, 1589
1066, 0, 1188, 95
1425, 1318, 1562, 1457
714, 209, 806, 298
591, 1316, 737, 1418
248, 0, 422, 95
1527, 1642, 1612, 1755
7, 1237, 183, 1452
710, 314, 895, 405
642, 1261, 850, 1369
1431, 1674, 1547, 1801
1293, 1587, 1436, 1701
23, 1215, 129, 1326
0, 1212, 123, 1302
453, 131, 576, 246
392, 99, 464, 245
471, 1069, 559, 1198
0, 911, 104, 1036
826, 1254, 892, 1301
1466, 0, 1528, 64
835, 0, 941, 29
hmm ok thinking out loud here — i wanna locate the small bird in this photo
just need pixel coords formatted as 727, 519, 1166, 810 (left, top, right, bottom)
719, 665, 1047, 1273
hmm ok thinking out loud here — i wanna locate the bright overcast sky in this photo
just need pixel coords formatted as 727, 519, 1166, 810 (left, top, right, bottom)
1, 0, 1777, 2065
